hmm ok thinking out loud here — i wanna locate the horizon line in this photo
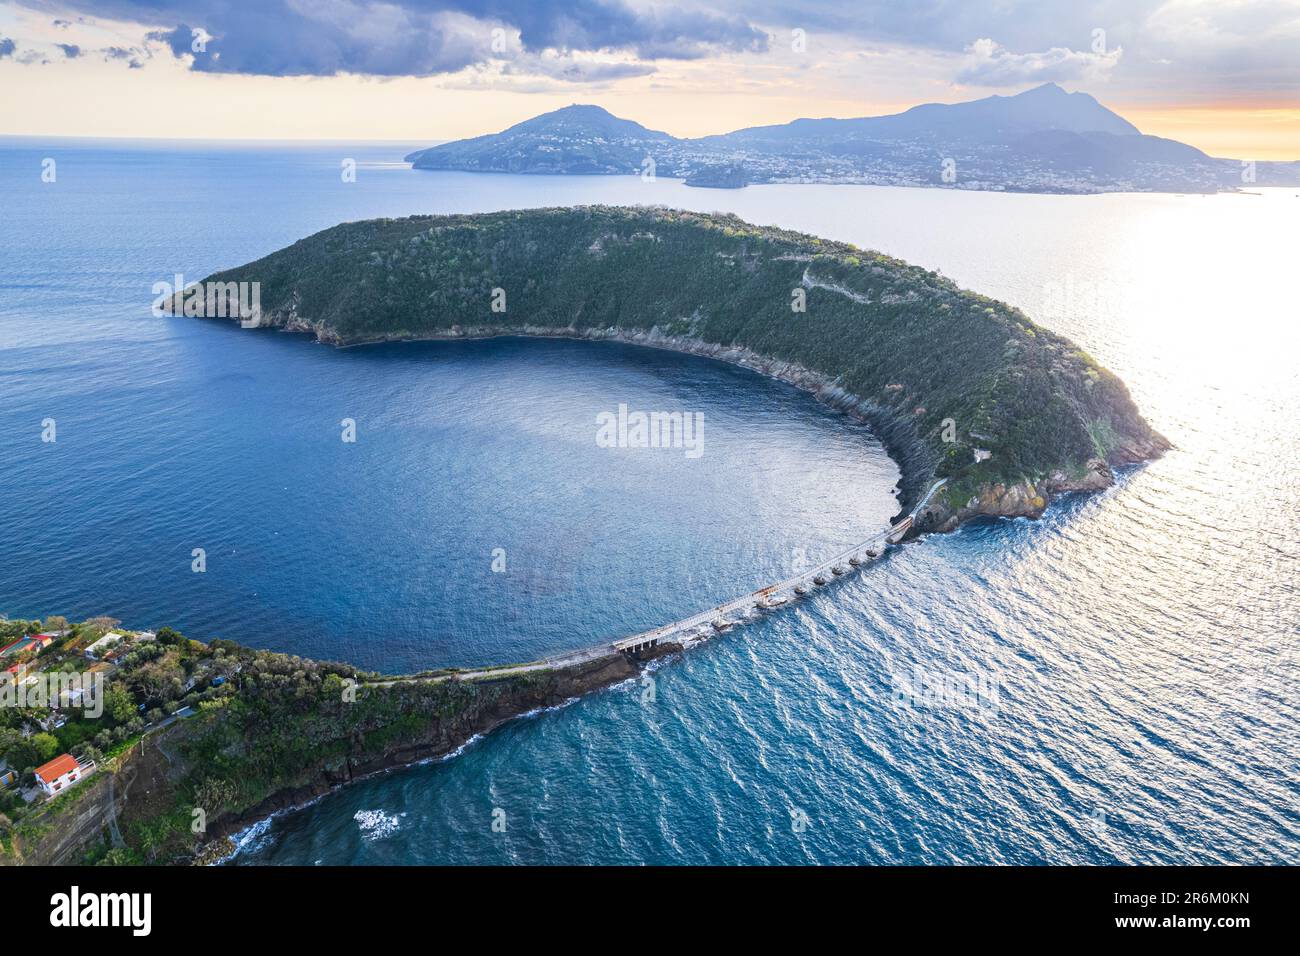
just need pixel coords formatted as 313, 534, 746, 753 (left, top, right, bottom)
2, 130, 1297, 163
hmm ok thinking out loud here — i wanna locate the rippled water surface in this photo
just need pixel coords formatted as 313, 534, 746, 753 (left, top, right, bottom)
1, 139, 1295, 864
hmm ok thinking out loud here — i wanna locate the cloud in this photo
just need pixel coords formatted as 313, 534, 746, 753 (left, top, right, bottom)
0, 37, 15, 58
11, 1, 768, 78
498, 1, 767, 59
446, 51, 657, 93
502, 56, 657, 83
11, 0, 1299, 104
143, 24, 203, 58
57, 43, 81, 58
725, 0, 1300, 99
102, 45, 148, 68
955, 37, 1122, 86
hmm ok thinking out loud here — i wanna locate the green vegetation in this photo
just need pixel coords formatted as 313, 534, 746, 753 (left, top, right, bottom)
1, 610, 597, 864
203, 206, 1164, 505
0, 617, 251, 854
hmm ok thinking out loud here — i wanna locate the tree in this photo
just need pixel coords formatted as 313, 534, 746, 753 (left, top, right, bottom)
0, 727, 22, 758
104, 685, 135, 725
82, 617, 120, 639
30, 733, 60, 764
192, 775, 236, 813
0, 619, 33, 641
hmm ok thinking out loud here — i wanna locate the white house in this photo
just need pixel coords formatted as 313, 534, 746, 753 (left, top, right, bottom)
34, 753, 93, 797
84, 632, 125, 660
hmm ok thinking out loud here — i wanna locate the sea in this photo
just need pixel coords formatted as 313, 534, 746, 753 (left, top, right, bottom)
0, 137, 1295, 864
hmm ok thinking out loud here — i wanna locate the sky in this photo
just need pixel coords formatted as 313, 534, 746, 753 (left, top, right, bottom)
0, 0, 1297, 158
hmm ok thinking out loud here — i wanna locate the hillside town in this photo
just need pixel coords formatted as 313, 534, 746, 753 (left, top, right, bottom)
404, 94, 1300, 195
0, 613, 233, 853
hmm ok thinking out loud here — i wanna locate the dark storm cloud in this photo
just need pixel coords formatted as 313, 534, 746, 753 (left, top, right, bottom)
468, 0, 767, 57
143, 24, 195, 58
13, 0, 1298, 97
14, 0, 768, 76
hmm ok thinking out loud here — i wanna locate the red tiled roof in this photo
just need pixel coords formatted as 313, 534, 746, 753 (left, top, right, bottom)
34, 754, 79, 785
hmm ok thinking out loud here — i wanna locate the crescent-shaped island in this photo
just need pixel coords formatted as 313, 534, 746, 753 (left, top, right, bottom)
192, 206, 1168, 530
6, 208, 1167, 865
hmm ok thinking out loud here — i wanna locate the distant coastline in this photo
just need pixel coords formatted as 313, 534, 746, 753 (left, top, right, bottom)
402, 86, 1300, 196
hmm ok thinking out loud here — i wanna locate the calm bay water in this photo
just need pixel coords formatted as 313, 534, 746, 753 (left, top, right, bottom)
0, 138, 1295, 864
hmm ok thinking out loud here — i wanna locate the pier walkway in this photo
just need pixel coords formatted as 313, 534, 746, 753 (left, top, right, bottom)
379, 480, 946, 686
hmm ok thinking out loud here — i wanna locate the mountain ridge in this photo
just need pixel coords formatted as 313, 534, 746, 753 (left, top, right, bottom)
404, 84, 1297, 193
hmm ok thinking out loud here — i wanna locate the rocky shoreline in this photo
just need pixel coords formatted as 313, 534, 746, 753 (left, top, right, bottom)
190, 643, 680, 864
185, 206, 1171, 536
281, 318, 1168, 532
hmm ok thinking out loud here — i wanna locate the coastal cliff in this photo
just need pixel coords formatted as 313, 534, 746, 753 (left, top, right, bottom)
185, 205, 1167, 527
1, 629, 677, 866
192, 649, 670, 859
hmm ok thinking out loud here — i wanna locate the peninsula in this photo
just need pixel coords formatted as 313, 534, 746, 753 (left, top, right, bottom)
0, 613, 677, 865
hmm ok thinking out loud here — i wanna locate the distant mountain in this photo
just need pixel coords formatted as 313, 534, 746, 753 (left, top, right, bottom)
708, 82, 1140, 148
404, 103, 670, 175
406, 84, 1300, 194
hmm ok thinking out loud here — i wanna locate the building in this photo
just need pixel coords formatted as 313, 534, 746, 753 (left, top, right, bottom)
84, 632, 125, 660
0, 633, 51, 658
34, 753, 93, 797
0, 634, 41, 658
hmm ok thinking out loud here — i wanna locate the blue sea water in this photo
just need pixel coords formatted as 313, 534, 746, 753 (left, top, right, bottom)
1, 138, 1296, 864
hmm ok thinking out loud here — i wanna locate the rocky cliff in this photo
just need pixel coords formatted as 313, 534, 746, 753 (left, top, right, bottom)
183, 206, 1167, 527
6, 643, 676, 866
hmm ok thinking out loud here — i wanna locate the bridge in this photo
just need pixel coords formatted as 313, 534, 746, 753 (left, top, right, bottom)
371, 480, 948, 686
609, 479, 947, 656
